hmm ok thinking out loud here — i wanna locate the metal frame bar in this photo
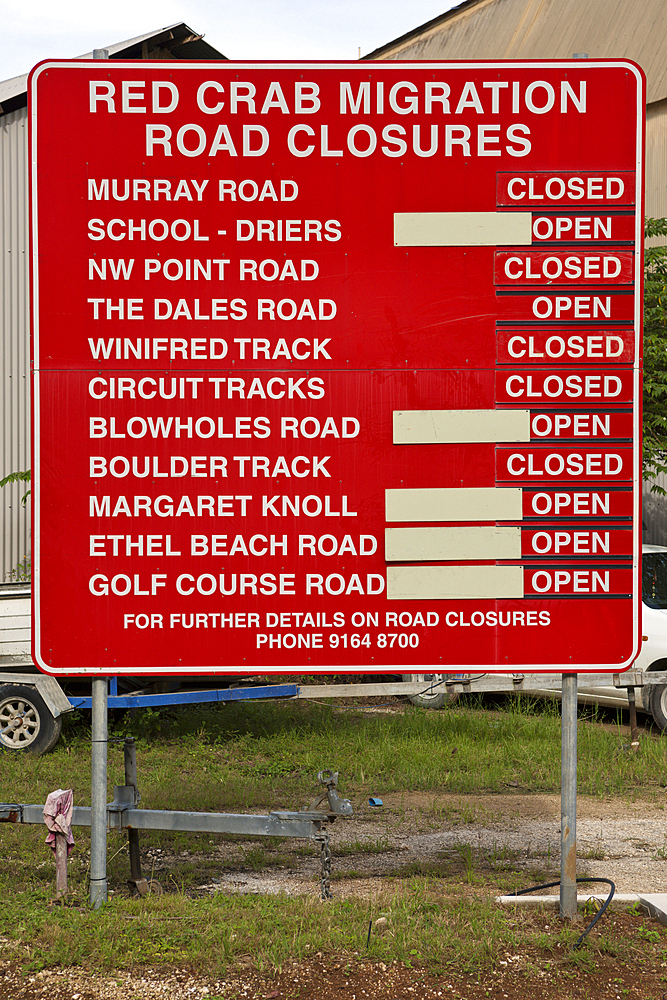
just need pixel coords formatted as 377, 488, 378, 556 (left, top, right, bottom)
90, 678, 107, 908
2, 800, 328, 839
2, 760, 352, 907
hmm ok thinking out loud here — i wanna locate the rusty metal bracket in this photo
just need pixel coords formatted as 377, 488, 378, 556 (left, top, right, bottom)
0, 804, 22, 822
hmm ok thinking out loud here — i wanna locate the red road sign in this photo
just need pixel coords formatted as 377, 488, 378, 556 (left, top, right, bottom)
29, 59, 644, 675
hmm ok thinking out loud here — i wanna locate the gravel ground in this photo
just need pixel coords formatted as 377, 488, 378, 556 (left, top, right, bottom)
182, 790, 667, 899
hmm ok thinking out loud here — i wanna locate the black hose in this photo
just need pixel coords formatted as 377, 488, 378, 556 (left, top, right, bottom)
507, 876, 616, 949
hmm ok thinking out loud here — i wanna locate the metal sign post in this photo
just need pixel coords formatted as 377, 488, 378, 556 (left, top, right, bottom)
560, 672, 578, 919
87, 46, 110, 914
89, 677, 108, 908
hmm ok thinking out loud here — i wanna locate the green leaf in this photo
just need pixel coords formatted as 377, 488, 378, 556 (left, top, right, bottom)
0, 470, 30, 488
643, 219, 667, 482
0, 469, 31, 507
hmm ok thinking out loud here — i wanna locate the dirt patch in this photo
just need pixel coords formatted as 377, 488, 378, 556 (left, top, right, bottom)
2, 915, 667, 1000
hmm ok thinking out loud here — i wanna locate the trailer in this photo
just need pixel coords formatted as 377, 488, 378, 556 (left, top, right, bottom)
0, 582, 463, 753
4, 556, 667, 754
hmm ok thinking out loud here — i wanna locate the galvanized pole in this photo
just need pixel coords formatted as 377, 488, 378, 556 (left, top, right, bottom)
124, 737, 148, 894
89, 677, 108, 908
560, 672, 577, 920
88, 44, 110, 913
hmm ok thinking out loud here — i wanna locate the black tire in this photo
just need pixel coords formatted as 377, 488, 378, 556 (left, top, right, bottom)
0, 684, 62, 754
649, 684, 667, 732
402, 673, 458, 709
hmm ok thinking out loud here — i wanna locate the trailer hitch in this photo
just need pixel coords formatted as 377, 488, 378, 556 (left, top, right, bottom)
307, 769, 353, 818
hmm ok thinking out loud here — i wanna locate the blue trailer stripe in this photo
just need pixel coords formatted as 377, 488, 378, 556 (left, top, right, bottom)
69, 683, 299, 710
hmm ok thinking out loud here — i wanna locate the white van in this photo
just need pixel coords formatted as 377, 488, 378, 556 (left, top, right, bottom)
576, 543, 667, 727
543, 544, 667, 726
406, 545, 667, 727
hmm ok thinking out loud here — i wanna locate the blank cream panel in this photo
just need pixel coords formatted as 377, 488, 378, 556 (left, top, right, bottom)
386, 487, 523, 522
393, 409, 530, 444
385, 526, 521, 562
387, 565, 525, 600
394, 212, 532, 246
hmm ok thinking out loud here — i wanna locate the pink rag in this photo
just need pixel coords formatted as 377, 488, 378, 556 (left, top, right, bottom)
43, 788, 75, 856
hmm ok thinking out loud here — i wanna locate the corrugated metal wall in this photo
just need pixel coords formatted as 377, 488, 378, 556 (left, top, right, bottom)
371, 0, 667, 105
0, 31, 225, 592
372, 0, 667, 223
0, 107, 31, 581
647, 99, 667, 223
644, 476, 667, 546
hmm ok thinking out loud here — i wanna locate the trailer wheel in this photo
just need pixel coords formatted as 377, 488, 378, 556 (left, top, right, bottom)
0, 684, 62, 754
649, 684, 667, 733
402, 673, 458, 709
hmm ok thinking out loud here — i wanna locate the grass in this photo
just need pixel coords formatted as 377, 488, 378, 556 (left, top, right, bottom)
2, 696, 667, 984
333, 835, 393, 856
345, 838, 555, 890
582, 845, 606, 860
241, 844, 293, 870
0, 882, 523, 974
2, 696, 667, 817
2, 877, 667, 982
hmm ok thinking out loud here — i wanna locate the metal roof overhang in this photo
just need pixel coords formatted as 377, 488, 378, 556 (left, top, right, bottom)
0, 22, 226, 111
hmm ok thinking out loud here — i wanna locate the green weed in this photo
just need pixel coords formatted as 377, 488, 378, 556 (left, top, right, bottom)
334, 836, 392, 857
241, 845, 291, 870
581, 845, 606, 860
5, 696, 667, 812
2, 697, 667, 982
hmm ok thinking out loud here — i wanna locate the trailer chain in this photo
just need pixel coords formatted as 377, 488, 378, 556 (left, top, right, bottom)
317, 832, 333, 900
